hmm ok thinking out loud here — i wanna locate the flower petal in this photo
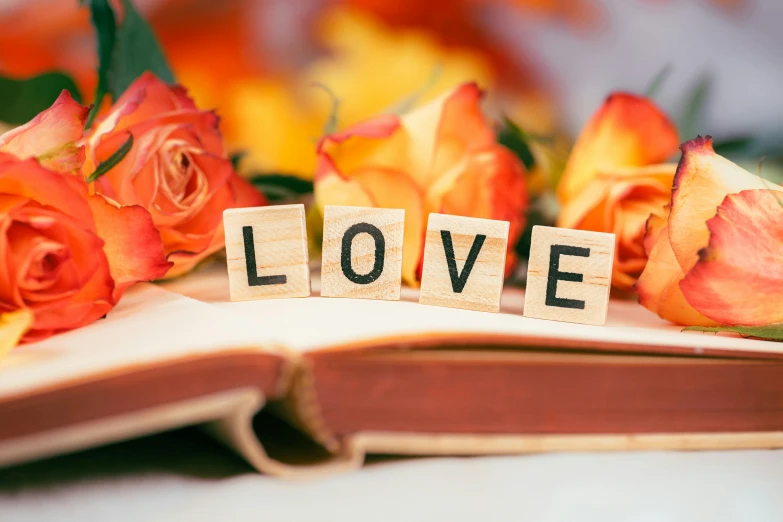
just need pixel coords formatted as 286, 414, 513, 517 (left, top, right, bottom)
0, 154, 94, 227
0, 91, 88, 174
680, 189, 783, 325
314, 154, 376, 208
558, 164, 675, 291
635, 214, 716, 326
351, 168, 424, 287
230, 173, 267, 209
317, 114, 404, 181
422, 82, 495, 190
100, 72, 198, 129
557, 92, 679, 204
87, 194, 172, 297
0, 309, 32, 357
426, 145, 527, 278
669, 136, 783, 272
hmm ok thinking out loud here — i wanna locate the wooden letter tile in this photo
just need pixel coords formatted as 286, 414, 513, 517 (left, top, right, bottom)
223, 204, 310, 301
320, 205, 405, 300
419, 213, 509, 313
524, 226, 615, 325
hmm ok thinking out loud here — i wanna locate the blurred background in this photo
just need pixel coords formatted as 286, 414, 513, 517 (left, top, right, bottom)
1, 0, 780, 181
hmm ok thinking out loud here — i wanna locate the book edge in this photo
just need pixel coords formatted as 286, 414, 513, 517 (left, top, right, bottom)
347, 431, 783, 454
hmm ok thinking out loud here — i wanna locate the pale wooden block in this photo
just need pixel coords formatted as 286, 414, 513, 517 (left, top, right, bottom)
320, 205, 405, 301
524, 226, 615, 325
419, 213, 509, 313
223, 204, 310, 302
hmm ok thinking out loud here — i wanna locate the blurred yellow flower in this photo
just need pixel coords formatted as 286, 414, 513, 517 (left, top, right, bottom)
224, 8, 495, 179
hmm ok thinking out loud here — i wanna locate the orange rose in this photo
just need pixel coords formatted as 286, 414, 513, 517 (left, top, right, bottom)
314, 83, 528, 285
0, 93, 171, 343
84, 72, 266, 278
556, 93, 679, 290
636, 136, 783, 326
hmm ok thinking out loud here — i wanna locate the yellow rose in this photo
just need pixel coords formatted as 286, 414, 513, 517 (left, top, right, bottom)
226, 7, 495, 179
314, 83, 528, 286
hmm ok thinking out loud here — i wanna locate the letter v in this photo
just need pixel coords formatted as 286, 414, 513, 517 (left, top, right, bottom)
440, 230, 486, 293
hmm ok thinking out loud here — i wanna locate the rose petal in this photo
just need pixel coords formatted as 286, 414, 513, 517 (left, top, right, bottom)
0, 154, 94, 228
422, 82, 495, 190
426, 145, 527, 277
160, 174, 263, 280
86, 74, 223, 177
323, 114, 401, 145
85, 88, 145, 175
643, 211, 668, 255
0, 91, 88, 175
100, 72, 198, 129
230, 173, 266, 209
669, 136, 783, 272
636, 217, 715, 326
316, 114, 405, 181
157, 187, 235, 278
22, 216, 115, 341
558, 163, 674, 291
0, 309, 32, 357
557, 92, 679, 204
596, 162, 678, 184
351, 167, 424, 287
680, 189, 783, 325
556, 178, 609, 230
315, 146, 374, 200
87, 194, 172, 297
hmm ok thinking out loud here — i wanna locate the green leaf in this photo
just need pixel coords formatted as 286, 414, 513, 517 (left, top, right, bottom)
248, 173, 314, 202
82, 0, 116, 127
712, 136, 756, 158
683, 324, 783, 342
229, 151, 247, 171
82, 0, 174, 123
678, 74, 712, 141
0, 72, 82, 125
514, 192, 559, 261
109, 0, 174, 95
497, 117, 537, 171
86, 133, 133, 182
644, 64, 672, 99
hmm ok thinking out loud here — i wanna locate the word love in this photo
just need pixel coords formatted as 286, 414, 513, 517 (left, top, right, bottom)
224, 205, 615, 325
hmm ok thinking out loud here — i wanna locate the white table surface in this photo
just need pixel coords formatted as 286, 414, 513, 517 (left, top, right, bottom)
2, 427, 783, 522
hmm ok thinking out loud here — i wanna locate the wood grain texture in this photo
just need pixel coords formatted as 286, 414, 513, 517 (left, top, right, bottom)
320, 206, 405, 301
419, 213, 509, 313
224, 205, 310, 302
524, 226, 615, 325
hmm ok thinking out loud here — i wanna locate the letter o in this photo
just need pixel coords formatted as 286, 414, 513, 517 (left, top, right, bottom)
341, 222, 385, 284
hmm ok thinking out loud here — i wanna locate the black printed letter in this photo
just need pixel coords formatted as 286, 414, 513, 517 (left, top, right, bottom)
546, 244, 590, 309
243, 226, 287, 287
341, 222, 385, 284
440, 230, 486, 293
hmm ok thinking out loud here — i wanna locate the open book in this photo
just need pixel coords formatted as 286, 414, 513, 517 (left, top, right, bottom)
2, 263, 783, 478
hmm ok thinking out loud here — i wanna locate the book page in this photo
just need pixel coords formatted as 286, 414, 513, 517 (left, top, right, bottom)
0, 282, 286, 400
161, 263, 783, 359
